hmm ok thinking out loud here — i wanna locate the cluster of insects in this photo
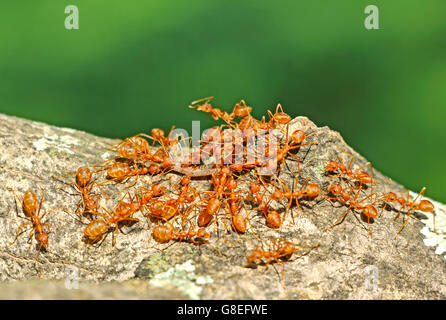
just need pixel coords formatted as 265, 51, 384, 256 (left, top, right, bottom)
8, 96, 437, 279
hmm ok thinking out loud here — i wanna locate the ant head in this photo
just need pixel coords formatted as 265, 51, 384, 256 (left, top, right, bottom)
197, 102, 213, 113
36, 233, 49, 250
233, 101, 252, 117
325, 161, 338, 173
148, 164, 161, 175
151, 128, 165, 139
196, 228, 210, 239
130, 202, 141, 213
273, 112, 291, 125
181, 175, 191, 186
271, 189, 283, 201
385, 192, 397, 202
76, 166, 92, 187
221, 166, 231, 176
185, 191, 195, 202
226, 177, 237, 190
328, 184, 342, 195
85, 198, 98, 211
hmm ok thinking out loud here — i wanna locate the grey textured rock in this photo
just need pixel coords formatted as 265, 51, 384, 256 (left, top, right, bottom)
0, 112, 445, 299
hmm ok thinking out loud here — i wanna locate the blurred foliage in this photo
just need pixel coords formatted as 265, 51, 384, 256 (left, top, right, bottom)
1, 1, 445, 202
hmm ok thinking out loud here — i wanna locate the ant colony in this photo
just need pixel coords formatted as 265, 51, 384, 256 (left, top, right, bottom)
9, 96, 436, 280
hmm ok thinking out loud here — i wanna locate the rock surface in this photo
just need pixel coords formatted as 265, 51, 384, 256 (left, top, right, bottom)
0, 112, 445, 299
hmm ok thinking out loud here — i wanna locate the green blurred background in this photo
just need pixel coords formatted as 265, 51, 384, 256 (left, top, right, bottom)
1, 1, 445, 202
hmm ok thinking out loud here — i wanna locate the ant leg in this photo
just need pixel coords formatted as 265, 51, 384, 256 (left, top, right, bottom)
28, 226, 37, 249
295, 243, 321, 251
325, 206, 353, 231
90, 181, 109, 199
412, 187, 426, 203
340, 150, 355, 171
55, 181, 79, 193
289, 141, 319, 152
10, 222, 33, 245
10, 189, 27, 219
394, 211, 412, 240
243, 203, 256, 234
393, 205, 405, 223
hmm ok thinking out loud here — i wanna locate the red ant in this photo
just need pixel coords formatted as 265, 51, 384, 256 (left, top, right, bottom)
54, 166, 105, 213
221, 177, 253, 234
150, 217, 210, 246
168, 175, 198, 214
325, 151, 375, 192
325, 186, 378, 234
189, 96, 236, 125
10, 189, 52, 262
81, 204, 141, 246
381, 187, 436, 239
253, 104, 292, 132
150, 126, 179, 148
249, 181, 282, 229
232, 100, 252, 118
104, 161, 150, 185
270, 175, 320, 224
196, 166, 232, 227
246, 238, 320, 279
146, 200, 178, 221
261, 125, 318, 174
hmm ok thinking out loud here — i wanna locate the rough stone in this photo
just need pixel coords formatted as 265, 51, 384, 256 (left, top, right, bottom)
0, 112, 445, 299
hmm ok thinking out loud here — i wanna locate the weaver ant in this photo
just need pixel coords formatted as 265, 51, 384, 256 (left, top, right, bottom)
196, 166, 232, 227
381, 187, 435, 239
54, 166, 105, 213
249, 183, 282, 229
325, 186, 378, 234
81, 204, 141, 246
10, 189, 52, 262
150, 216, 210, 246
270, 175, 320, 224
222, 177, 253, 234
246, 238, 320, 279
189, 96, 236, 126
325, 151, 375, 192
